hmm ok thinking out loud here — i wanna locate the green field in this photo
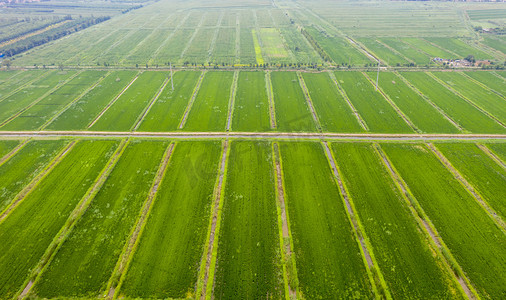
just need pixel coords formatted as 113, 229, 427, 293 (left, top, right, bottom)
463, 71, 506, 96
335, 72, 413, 133
0, 140, 118, 298
271, 72, 316, 132
33, 140, 168, 297
382, 143, 506, 300
214, 141, 283, 298
119, 141, 221, 298
232, 71, 271, 132
279, 142, 372, 299
0, 140, 19, 159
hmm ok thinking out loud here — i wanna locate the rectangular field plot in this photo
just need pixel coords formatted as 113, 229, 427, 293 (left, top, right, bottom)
482, 36, 506, 55
302, 72, 363, 133
33, 140, 169, 298
118, 141, 221, 299
210, 27, 236, 65
138, 71, 201, 132
280, 27, 321, 64
334, 72, 413, 133
305, 27, 371, 66
152, 28, 195, 64
0, 70, 46, 99
239, 28, 256, 65
0, 140, 67, 212
183, 71, 233, 132
184, 28, 216, 63
279, 142, 372, 299
431, 72, 506, 124
46, 70, 138, 131
232, 71, 271, 132
1, 71, 106, 131
401, 72, 506, 134
0, 71, 77, 126
425, 38, 493, 60
214, 141, 283, 298
369, 72, 459, 133
377, 38, 431, 65
357, 38, 409, 66
436, 143, 506, 220
259, 28, 291, 64
0, 140, 118, 299
94, 29, 153, 65
90, 71, 167, 131
332, 143, 462, 299
486, 143, 506, 162
271, 72, 316, 132
382, 143, 506, 300
123, 29, 176, 65
463, 72, 506, 96
401, 38, 455, 59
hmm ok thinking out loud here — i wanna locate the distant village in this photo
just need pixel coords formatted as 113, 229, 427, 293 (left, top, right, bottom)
433, 57, 492, 67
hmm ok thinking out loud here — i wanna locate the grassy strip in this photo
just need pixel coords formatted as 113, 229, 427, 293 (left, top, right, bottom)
374, 144, 477, 299
109, 142, 175, 298
87, 72, 140, 128
18, 139, 128, 299
322, 142, 386, 299
428, 143, 506, 232
0, 140, 76, 223
265, 71, 277, 129
178, 71, 206, 129
0, 139, 66, 213
272, 142, 298, 299
296, 71, 322, 132
225, 70, 239, 131
0, 140, 117, 298
117, 141, 221, 299
279, 141, 373, 299
382, 143, 506, 299
252, 29, 264, 65
31, 140, 169, 298
213, 141, 283, 298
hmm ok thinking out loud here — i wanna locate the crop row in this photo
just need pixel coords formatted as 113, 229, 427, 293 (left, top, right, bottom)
0, 139, 505, 298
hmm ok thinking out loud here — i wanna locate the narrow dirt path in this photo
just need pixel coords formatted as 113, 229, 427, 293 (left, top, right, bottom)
178, 71, 206, 129
16, 139, 129, 300
199, 140, 229, 300
374, 144, 478, 300
265, 71, 277, 129
106, 142, 175, 299
428, 143, 506, 233
297, 71, 322, 132
0, 140, 76, 223
322, 141, 389, 298
87, 72, 141, 128
226, 70, 239, 131
272, 143, 297, 299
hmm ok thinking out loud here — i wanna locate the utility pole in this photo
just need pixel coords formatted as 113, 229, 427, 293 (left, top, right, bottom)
375, 60, 380, 91
170, 62, 174, 91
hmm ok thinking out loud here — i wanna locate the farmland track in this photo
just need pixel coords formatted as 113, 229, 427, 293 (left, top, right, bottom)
0, 131, 505, 141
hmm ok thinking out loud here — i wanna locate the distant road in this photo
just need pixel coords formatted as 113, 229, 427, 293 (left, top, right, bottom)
0, 131, 505, 141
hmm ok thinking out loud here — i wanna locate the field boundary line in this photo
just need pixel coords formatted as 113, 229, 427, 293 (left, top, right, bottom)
0, 140, 77, 224
419, 38, 460, 58
322, 141, 390, 299
394, 72, 464, 132
41, 71, 111, 130
0, 70, 51, 104
119, 13, 175, 65
149, 11, 191, 64
178, 70, 206, 129
297, 71, 322, 132
234, 14, 240, 64
0, 71, 82, 128
265, 71, 277, 129
226, 70, 239, 131
374, 39, 415, 65
362, 72, 419, 133
132, 73, 173, 131
427, 143, 506, 234
272, 142, 298, 299
87, 72, 141, 129
107, 142, 176, 299
477, 144, 506, 171
207, 11, 225, 62
328, 71, 369, 131
17, 139, 130, 300
491, 71, 506, 82
179, 12, 207, 61
459, 72, 505, 100
0, 138, 30, 168
196, 139, 229, 300
374, 143, 479, 300
427, 72, 506, 129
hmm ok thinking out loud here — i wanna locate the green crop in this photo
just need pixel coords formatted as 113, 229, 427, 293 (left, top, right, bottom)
0, 140, 19, 159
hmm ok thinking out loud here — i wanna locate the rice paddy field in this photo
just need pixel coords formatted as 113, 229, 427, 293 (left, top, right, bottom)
1, 0, 505, 299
